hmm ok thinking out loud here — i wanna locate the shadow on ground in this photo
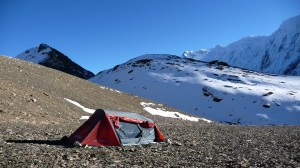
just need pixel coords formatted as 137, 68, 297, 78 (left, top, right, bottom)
6, 139, 64, 146
6, 136, 76, 147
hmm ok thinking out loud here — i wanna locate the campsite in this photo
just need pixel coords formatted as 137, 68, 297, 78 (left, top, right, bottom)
1, 56, 299, 167
67, 109, 165, 146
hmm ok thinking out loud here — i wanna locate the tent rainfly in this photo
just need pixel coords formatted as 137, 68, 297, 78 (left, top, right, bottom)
68, 109, 165, 146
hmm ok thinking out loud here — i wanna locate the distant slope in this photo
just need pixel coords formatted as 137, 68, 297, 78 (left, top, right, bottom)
16, 44, 95, 79
90, 54, 300, 125
183, 15, 300, 75
0, 55, 199, 125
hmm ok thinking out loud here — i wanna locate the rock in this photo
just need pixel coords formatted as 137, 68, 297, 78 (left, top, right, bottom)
165, 138, 172, 145
173, 141, 182, 146
213, 97, 222, 102
263, 104, 271, 108
263, 92, 273, 96
73, 141, 82, 147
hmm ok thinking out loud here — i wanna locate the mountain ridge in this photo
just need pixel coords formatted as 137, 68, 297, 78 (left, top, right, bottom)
183, 15, 300, 76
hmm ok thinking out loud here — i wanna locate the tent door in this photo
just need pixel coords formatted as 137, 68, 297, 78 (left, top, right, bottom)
115, 122, 155, 145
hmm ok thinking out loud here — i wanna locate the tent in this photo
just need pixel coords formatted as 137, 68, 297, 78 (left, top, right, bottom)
68, 109, 165, 146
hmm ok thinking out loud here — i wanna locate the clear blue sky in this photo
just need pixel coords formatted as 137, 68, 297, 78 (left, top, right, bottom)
1, 0, 300, 74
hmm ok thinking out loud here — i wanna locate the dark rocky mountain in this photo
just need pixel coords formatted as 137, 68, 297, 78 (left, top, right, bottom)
16, 43, 95, 79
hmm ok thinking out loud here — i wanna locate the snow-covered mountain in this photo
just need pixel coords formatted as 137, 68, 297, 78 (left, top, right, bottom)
182, 49, 209, 59
183, 15, 300, 75
16, 44, 94, 79
90, 54, 300, 125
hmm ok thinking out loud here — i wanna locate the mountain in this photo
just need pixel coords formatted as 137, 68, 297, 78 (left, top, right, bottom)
90, 54, 300, 125
183, 15, 300, 75
1, 55, 300, 167
16, 43, 95, 79
1, 55, 200, 125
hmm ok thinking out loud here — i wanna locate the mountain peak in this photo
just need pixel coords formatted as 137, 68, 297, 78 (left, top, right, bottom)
183, 15, 300, 76
37, 43, 51, 52
277, 15, 300, 33
16, 44, 95, 79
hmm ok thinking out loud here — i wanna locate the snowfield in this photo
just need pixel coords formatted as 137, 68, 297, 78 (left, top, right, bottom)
64, 98, 206, 122
140, 102, 212, 122
89, 54, 300, 125
16, 45, 51, 63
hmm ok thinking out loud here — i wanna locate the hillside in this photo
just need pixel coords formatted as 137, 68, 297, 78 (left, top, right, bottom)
1, 55, 201, 125
16, 44, 95, 79
0, 55, 299, 167
183, 15, 300, 75
90, 54, 300, 125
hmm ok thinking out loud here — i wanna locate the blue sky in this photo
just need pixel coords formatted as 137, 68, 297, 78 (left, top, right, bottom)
1, 0, 300, 73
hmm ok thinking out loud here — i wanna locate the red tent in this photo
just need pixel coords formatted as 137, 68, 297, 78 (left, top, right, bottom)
68, 109, 165, 146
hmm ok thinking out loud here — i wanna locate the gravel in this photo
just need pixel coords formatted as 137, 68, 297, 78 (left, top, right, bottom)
1, 122, 299, 167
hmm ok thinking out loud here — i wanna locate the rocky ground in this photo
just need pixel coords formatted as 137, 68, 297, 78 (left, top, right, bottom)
0, 56, 300, 167
1, 122, 300, 167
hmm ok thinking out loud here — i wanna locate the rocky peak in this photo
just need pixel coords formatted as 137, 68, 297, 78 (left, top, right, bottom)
37, 43, 51, 52
16, 44, 95, 79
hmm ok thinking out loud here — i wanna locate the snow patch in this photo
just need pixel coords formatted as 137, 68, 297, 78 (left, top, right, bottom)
16, 46, 51, 63
110, 88, 122, 93
99, 86, 122, 93
80, 116, 90, 120
64, 98, 95, 114
293, 105, 300, 111
140, 102, 212, 123
256, 113, 270, 120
